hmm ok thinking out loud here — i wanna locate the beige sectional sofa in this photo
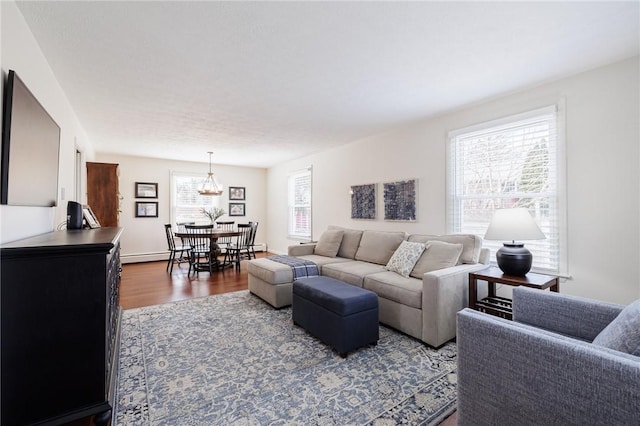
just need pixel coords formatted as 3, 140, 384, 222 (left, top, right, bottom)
248, 226, 489, 347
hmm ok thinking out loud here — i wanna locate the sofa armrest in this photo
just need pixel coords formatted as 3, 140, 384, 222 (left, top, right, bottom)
287, 243, 316, 256
420, 263, 488, 347
513, 287, 624, 341
456, 309, 640, 426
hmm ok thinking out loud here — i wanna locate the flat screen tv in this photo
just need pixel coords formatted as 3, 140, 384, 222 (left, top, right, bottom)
1, 69, 60, 207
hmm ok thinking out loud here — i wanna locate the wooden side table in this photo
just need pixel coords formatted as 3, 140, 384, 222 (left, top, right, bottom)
469, 266, 559, 319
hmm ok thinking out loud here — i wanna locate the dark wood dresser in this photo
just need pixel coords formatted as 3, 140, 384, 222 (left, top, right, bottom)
1, 228, 123, 425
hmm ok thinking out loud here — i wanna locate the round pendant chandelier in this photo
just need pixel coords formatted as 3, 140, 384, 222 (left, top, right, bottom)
198, 151, 224, 196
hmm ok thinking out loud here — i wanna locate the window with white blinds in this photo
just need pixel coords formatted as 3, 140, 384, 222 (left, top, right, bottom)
170, 171, 221, 225
447, 104, 566, 274
288, 167, 312, 240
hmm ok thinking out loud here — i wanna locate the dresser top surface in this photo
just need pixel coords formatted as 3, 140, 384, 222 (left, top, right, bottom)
1, 227, 123, 256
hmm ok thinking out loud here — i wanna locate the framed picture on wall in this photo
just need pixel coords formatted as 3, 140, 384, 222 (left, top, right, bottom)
135, 182, 158, 199
229, 186, 245, 200
136, 201, 158, 218
229, 203, 245, 216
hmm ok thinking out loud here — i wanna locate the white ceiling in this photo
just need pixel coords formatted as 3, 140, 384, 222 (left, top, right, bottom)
15, 1, 640, 168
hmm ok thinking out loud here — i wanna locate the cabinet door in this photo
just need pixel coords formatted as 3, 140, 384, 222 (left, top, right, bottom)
87, 162, 119, 227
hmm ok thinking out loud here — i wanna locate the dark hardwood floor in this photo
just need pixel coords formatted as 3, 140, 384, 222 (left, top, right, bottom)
109, 253, 457, 425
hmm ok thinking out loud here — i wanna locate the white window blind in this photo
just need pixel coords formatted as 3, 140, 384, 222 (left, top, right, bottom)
170, 171, 221, 225
288, 167, 312, 240
447, 105, 566, 274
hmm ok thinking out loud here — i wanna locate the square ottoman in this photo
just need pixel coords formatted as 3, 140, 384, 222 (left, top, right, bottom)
292, 276, 379, 357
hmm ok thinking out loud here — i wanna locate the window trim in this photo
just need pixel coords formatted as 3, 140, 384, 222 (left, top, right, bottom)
287, 166, 313, 241
446, 102, 568, 276
170, 170, 221, 226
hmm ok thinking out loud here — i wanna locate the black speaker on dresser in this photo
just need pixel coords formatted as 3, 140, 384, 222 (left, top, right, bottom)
67, 200, 83, 229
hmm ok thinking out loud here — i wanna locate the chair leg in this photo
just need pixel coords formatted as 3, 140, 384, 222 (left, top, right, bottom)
167, 251, 176, 273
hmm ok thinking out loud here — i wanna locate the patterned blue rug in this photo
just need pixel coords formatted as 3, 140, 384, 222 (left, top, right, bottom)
115, 290, 457, 425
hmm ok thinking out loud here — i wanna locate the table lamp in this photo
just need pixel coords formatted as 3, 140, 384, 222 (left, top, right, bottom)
484, 208, 546, 276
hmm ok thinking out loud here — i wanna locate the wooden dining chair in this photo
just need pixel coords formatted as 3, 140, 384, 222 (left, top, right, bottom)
248, 221, 259, 260
215, 221, 235, 265
164, 224, 189, 273
184, 224, 215, 276
223, 224, 253, 271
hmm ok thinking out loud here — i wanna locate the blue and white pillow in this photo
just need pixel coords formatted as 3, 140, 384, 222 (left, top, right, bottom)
386, 241, 426, 278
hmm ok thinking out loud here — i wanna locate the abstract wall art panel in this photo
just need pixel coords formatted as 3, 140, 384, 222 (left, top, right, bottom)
384, 179, 417, 221
351, 183, 376, 220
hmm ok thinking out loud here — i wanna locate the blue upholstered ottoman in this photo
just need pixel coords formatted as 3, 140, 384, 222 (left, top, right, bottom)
292, 276, 379, 357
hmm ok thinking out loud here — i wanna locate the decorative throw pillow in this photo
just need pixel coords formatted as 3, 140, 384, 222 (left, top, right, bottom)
592, 299, 640, 356
385, 241, 426, 278
313, 229, 344, 257
409, 241, 464, 279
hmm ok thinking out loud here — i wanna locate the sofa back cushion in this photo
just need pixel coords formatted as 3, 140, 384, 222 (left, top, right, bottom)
328, 226, 363, 259
408, 234, 482, 264
314, 229, 344, 257
355, 230, 406, 265
409, 241, 464, 279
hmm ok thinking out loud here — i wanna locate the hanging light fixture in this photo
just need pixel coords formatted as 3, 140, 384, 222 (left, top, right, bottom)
198, 151, 224, 196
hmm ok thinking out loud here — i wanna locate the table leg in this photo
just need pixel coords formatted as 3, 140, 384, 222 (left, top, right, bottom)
469, 275, 478, 309
488, 281, 496, 298
550, 278, 560, 292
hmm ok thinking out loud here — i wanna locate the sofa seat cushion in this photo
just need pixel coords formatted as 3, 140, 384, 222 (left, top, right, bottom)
355, 230, 407, 265
322, 261, 387, 287
408, 234, 482, 264
296, 255, 352, 273
247, 258, 293, 284
364, 271, 422, 309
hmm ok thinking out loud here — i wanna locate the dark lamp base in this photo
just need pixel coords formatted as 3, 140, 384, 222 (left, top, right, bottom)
496, 243, 533, 277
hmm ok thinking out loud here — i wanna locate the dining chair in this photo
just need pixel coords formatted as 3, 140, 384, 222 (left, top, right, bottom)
248, 221, 259, 260
164, 224, 189, 273
184, 224, 215, 276
215, 221, 235, 265
223, 223, 253, 271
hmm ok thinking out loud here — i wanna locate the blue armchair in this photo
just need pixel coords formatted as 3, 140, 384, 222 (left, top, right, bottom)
456, 287, 640, 425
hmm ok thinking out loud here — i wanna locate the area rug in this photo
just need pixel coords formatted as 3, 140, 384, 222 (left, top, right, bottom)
115, 290, 457, 425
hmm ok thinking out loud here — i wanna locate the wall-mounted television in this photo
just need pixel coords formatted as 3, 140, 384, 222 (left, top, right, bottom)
1, 69, 60, 207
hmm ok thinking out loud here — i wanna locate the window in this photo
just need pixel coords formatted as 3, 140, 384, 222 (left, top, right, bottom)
288, 167, 312, 240
170, 171, 221, 225
447, 104, 566, 274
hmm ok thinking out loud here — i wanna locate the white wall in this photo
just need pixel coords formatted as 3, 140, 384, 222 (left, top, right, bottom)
0, 1, 95, 243
96, 153, 267, 263
267, 57, 640, 304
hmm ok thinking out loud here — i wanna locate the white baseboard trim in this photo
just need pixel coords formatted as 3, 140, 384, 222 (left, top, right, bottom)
121, 252, 169, 264
121, 244, 268, 264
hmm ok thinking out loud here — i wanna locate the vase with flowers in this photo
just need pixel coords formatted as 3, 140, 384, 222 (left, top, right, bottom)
201, 207, 226, 225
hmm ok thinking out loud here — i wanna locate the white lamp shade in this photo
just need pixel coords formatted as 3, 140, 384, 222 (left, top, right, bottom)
484, 208, 546, 242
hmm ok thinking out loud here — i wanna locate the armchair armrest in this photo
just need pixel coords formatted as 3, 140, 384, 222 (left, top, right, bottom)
513, 287, 624, 341
287, 243, 316, 256
457, 309, 640, 426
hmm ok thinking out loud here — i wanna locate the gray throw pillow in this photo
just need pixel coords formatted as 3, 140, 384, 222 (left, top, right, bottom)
592, 299, 640, 356
409, 241, 463, 279
314, 229, 344, 257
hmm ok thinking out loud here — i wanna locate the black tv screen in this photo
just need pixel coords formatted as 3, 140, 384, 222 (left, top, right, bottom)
1, 70, 60, 207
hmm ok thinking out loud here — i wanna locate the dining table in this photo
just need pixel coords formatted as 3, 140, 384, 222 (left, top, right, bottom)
174, 226, 241, 271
